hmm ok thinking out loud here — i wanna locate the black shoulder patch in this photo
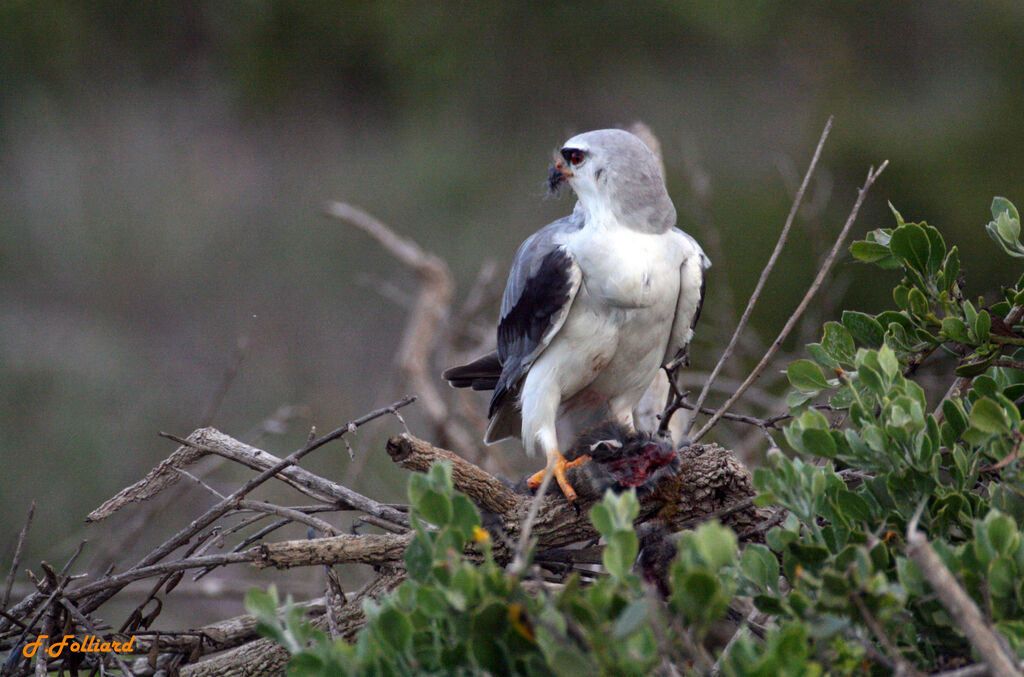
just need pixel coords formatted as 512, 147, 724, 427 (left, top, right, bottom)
490, 248, 575, 417
496, 248, 575, 362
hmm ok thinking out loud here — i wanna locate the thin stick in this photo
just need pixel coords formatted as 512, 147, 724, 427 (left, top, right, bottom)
509, 466, 557, 576
236, 501, 339, 537
69, 552, 256, 601
58, 598, 135, 676
2, 502, 35, 612
693, 161, 888, 442
684, 117, 833, 437
932, 662, 1024, 677
199, 334, 249, 428
907, 509, 1022, 677
78, 396, 415, 615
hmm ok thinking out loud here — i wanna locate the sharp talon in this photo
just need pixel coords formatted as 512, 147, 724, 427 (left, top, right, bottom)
527, 452, 591, 501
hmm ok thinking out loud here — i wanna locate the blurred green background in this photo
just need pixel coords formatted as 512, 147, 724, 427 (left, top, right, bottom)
2, 1, 1024, 620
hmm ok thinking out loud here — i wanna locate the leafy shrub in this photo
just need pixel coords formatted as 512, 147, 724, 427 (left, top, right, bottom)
251, 197, 1024, 674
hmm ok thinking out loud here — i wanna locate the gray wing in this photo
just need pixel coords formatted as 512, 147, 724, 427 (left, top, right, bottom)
489, 214, 584, 417
663, 229, 710, 366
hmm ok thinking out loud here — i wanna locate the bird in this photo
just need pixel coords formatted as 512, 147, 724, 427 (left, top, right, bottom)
443, 128, 709, 501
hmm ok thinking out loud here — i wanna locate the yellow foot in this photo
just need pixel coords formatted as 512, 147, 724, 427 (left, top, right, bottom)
527, 452, 591, 501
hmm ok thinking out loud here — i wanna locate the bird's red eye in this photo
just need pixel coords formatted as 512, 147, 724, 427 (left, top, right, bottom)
561, 148, 585, 166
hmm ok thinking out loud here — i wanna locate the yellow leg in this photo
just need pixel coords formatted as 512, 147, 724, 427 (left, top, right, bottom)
527, 451, 591, 501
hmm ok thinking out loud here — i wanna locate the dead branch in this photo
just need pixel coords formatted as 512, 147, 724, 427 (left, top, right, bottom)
324, 201, 480, 460
386, 433, 520, 515
2, 502, 34, 613
386, 433, 765, 556
179, 568, 404, 677
692, 158, 888, 442
254, 533, 412, 569
907, 514, 1023, 677
684, 117, 833, 438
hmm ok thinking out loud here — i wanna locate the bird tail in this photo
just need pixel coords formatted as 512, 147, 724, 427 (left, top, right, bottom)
442, 351, 502, 391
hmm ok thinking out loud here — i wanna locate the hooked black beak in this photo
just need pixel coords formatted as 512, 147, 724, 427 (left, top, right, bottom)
548, 162, 570, 193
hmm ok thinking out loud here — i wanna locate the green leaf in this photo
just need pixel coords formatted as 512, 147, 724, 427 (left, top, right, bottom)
740, 544, 779, 590
611, 598, 651, 639
822, 321, 856, 365
416, 489, 453, 527
842, 311, 885, 349
992, 196, 1021, 223
806, 343, 839, 369
850, 240, 891, 263
944, 246, 961, 292
986, 513, 1019, 555
834, 489, 873, 523
925, 224, 946, 274
786, 389, 816, 408
908, 287, 930, 317
589, 502, 613, 538
787, 359, 830, 392
893, 284, 910, 310
404, 535, 434, 582
956, 351, 999, 377
970, 397, 1011, 435
890, 223, 931, 275
693, 522, 738, 571
802, 428, 836, 458
877, 344, 899, 379
752, 593, 786, 616
996, 211, 1021, 244
450, 494, 481, 537
941, 317, 971, 343
377, 607, 413, 653
788, 542, 830, 567
603, 530, 639, 580
975, 309, 991, 343
989, 555, 1017, 598
675, 570, 725, 628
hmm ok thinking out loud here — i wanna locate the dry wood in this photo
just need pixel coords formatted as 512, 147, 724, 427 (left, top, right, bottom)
254, 533, 412, 569
131, 598, 327, 658
324, 201, 479, 460
387, 433, 765, 555
907, 521, 1023, 677
179, 569, 404, 677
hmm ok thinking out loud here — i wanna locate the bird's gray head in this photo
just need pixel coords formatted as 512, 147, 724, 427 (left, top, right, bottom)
548, 128, 676, 233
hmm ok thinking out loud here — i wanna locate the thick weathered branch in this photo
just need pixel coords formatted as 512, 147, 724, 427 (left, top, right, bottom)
386, 433, 765, 557
386, 433, 521, 515
254, 533, 412, 569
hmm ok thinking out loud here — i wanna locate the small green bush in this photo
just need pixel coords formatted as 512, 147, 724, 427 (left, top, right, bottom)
251, 197, 1024, 674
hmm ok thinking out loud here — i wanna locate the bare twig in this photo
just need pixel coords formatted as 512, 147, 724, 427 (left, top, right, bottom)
693, 160, 888, 442
324, 201, 479, 459
509, 467, 556, 577
199, 334, 249, 428
931, 662, 1024, 677
236, 501, 339, 537
906, 509, 1023, 677
254, 534, 412, 569
58, 598, 135, 676
2, 502, 34, 613
78, 397, 415, 615
850, 591, 919, 676
684, 117, 833, 437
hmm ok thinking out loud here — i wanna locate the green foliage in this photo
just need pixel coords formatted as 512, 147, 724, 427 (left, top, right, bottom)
759, 198, 1024, 669
249, 464, 739, 675
250, 199, 1024, 674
